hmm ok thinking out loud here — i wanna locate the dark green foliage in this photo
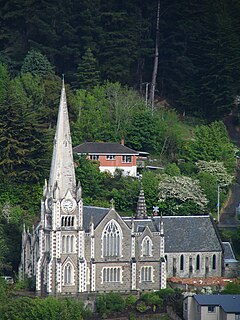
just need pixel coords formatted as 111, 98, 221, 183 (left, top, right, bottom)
1, 0, 240, 119
96, 293, 125, 318
221, 281, 240, 294
77, 48, 100, 90
182, 121, 235, 174
0, 65, 50, 183
0, 215, 22, 275
140, 292, 163, 312
21, 50, 54, 77
0, 296, 92, 320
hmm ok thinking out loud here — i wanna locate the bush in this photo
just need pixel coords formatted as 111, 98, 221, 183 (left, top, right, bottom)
136, 300, 148, 313
96, 293, 125, 318
125, 294, 138, 309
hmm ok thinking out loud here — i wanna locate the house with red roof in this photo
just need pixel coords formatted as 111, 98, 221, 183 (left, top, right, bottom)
73, 140, 140, 176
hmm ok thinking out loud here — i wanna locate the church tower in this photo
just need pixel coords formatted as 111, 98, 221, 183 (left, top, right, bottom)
36, 80, 85, 295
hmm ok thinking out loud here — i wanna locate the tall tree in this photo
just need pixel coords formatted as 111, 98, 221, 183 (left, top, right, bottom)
76, 48, 100, 90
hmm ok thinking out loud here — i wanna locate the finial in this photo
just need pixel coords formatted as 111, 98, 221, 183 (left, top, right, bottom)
153, 205, 159, 216
110, 198, 115, 209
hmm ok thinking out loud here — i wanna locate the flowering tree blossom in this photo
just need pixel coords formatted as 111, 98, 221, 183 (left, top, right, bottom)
196, 160, 233, 187
158, 175, 208, 213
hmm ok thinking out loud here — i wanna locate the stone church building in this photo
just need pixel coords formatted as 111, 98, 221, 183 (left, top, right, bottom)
19, 82, 225, 295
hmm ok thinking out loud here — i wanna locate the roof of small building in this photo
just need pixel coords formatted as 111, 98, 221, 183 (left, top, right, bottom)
193, 294, 240, 313
73, 142, 139, 155
222, 242, 237, 261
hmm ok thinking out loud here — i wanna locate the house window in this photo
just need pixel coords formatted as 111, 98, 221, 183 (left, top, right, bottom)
102, 220, 122, 257
184, 302, 187, 311
122, 155, 132, 163
90, 155, 99, 160
106, 155, 116, 160
64, 263, 73, 285
142, 236, 153, 256
180, 255, 184, 271
102, 267, 121, 282
208, 306, 216, 313
196, 254, 200, 270
212, 254, 216, 270
141, 266, 153, 282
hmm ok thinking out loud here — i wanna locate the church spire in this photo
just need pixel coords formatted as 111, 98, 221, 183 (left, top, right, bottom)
48, 79, 76, 198
136, 185, 147, 218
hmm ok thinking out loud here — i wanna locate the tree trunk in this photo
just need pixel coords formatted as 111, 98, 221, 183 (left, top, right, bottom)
149, 0, 160, 111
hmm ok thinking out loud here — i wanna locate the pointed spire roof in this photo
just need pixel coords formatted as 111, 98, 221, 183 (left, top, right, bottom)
48, 80, 76, 198
136, 186, 147, 218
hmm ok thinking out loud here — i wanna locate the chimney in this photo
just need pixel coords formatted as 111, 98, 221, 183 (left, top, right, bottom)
121, 137, 124, 146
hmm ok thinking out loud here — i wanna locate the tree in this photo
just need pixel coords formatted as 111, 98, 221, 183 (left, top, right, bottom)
0, 67, 49, 182
76, 48, 100, 90
21, 50, 54, 77
196, 160, 233, 187
182, 121, 235, 174
158, 175, 208, 215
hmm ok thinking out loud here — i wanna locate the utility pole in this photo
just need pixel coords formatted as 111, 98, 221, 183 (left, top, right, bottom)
217, 185, 220, 222
149, 0, 160, 110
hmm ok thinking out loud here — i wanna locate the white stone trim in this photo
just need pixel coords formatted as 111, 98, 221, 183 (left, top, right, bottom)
131, 262, 136, 290
91, 263, 96, 291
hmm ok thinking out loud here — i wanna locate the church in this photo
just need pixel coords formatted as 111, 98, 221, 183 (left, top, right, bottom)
19, 82, 225, 295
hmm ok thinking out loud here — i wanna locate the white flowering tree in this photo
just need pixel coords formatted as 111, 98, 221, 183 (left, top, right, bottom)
196, 160, 233, 187
158, 175, 208, 215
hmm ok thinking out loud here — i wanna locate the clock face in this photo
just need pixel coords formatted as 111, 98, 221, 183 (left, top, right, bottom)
62, 199, 74, 212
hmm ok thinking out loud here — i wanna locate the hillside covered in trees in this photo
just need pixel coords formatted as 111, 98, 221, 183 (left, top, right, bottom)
0, 0, 240, 277
1, 0, 240, 118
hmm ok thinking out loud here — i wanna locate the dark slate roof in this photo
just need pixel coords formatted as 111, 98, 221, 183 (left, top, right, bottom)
222, 242, 237, 260
82, 208, 222, 253
124, 215, 222, 253
83, 206, 110, 232
193, 294, 240, 313
123, 217, 159, 233
162, 216, 222, 253
73, 142, 139, 155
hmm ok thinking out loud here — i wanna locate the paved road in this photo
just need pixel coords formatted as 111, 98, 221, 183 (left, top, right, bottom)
219, 115, 240, 228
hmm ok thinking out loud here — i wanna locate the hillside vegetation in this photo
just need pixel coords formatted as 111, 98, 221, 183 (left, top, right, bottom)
1, 0, 240, 275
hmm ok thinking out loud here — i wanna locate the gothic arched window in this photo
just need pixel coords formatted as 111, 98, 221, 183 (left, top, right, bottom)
102, 220, 122, 257
196, 254, 200, 270
180, 255, 184, 271
212, 254, 216, 270
142, 236, 153, 256
64, 263, 73, 284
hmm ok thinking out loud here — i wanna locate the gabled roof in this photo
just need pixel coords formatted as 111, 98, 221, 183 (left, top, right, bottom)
193, 294, 240, 313
73, 142, 139, 155
83, 206, 110, 232
162, 215, 222, 252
